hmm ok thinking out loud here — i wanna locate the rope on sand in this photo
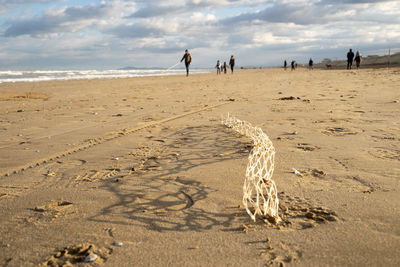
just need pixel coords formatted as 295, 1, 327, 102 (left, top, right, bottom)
0, 102, 229, 178
161, 61, 181, 73
222, 113, 280, 223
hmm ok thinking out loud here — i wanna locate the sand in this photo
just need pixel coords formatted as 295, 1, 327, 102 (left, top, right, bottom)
0, 68, 399, 266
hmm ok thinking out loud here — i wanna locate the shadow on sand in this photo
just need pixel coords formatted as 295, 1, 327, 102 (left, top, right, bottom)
89, 125, 253, 232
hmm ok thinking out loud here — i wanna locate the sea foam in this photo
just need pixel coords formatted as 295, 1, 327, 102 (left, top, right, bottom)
0, 69, 208, 83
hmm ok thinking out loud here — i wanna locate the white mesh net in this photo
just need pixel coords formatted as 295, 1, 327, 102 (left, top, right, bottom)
222, 114, 280, 223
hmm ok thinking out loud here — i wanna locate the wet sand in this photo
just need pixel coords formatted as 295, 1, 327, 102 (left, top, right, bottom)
0, 68, 399, 266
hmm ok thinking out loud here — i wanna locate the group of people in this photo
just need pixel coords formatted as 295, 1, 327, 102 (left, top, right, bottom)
180, 50, 236, 76
284, 60, 299, 71
347, 49, 362, 69
215, 56, 235, 74
283, 49, 362, 71
181, 48, 362, 76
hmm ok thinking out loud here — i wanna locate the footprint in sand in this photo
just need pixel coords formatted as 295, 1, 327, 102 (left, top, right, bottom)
30, 201, 75, 223
294, 168, 326, 178
259, 239, 302, 266
322, 127, 359, 136
73, 169, 120, 185
43, 243, 112, 266
275, 192, 338, 230
296, 143, 320, 152
136, 156, 163, 171
369, 148, 400, 161
371, 135, 398, 142
0, 184, 31, 198
350, 176, 379, 193
34, 200, 72, 212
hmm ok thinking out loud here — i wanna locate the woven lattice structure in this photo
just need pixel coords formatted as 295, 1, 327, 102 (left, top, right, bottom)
222, 114, 280, 222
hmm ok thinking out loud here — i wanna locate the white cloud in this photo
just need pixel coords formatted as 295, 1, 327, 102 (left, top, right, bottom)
3, 1, 136, 37
0, 0, 399, 69
253, 31, 318, 46
190, 12, 217, 23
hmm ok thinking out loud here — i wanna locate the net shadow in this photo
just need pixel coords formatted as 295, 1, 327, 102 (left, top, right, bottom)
88, 124, 252, 232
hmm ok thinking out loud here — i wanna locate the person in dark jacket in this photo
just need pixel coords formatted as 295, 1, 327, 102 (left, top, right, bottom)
284, 60, 287, 70
181, 49, 192, 76
355, 51, 361, 69
229, 55, 235, 73
309, 58, 313, 70
347, 49, 354, 70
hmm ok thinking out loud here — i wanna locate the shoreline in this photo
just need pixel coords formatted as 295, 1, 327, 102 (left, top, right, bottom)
0, 68, 211, 84
2, 65, 400, 84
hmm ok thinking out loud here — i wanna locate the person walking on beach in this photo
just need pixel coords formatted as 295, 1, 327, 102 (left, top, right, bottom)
216, 60, 222, 75
309, 58, 313, 70
284, 60, 287, 70
347, 49, 354, 70
291, 60, 296, 71
355, 51, 362, 69
181, 49, 192, 76
223, 61, 227, 74
229, 55, 235, 73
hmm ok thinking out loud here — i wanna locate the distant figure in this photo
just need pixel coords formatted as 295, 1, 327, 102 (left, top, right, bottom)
229, 55, 235, 73
355, 51, 362, 69
216, 60, 221, 74
223, 61, 227, 74
309, 58, 313, 70
291, 60, 296, 70
347, 49, 354, 70
284, 60, 287, 70
180, 49, 192, 76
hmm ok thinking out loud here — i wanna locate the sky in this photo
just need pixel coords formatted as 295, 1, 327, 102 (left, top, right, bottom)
0, 0, 399, 70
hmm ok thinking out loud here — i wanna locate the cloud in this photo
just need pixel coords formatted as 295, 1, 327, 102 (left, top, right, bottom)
129, 0, 269, 18
105, 23, 166, 39
0, 0, 65, 15
0, 0, 399, 69
3, 1, 135, 37
0, 0, 62, 5
130, 5, 178, 18
222, 0, 400, 26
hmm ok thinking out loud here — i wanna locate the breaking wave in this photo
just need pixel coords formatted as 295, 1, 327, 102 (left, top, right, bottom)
0, 69, 209, 83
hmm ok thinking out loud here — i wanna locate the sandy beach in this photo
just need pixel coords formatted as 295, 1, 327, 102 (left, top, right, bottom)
0, 68, 399, 266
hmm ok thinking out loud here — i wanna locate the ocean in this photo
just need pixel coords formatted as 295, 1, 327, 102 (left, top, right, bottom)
0, 69, 209, 83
